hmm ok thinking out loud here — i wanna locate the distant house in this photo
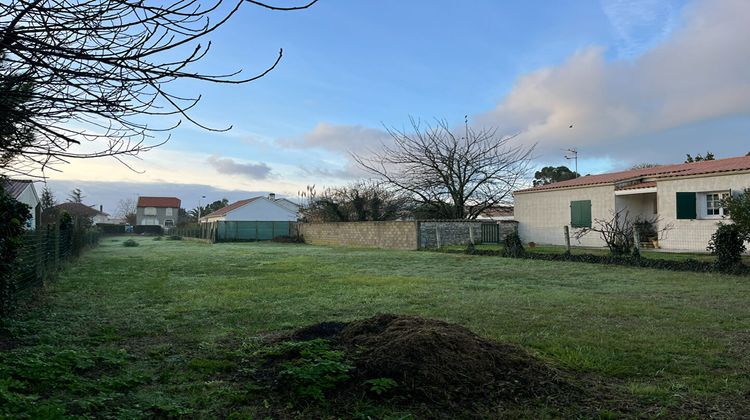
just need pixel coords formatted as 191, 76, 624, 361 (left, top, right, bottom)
477, 205, 514, 221
514, 155, 750, 252
2, 179, 41, 230
136, 196, 181, 228
48, 202, 109, 225
201, 193, 299, 223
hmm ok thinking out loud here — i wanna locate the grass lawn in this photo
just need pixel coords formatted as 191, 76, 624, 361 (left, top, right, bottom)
2, 236, 749, 418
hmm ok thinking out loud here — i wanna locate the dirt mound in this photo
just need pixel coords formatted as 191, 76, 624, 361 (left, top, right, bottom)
337, 314, 571, 405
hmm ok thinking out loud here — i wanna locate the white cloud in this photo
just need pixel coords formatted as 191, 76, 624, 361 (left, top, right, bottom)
206, 155, 272, 180
478, 0, 750, 159
281, 122, 390, 153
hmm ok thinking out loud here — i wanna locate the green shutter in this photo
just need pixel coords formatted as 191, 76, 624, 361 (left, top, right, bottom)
675, 192, 697, 219
570, 200, 592, 228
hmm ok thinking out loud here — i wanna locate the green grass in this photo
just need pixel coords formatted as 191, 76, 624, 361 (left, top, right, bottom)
2, 236, 749, 418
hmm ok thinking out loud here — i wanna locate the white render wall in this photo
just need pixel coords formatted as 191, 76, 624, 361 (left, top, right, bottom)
223, 197, 298, 222
656, 172, 750, 251
16, 184, 40, 230
514, 184, 615, 247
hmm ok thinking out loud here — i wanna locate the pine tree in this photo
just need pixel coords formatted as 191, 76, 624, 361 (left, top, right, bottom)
40, 186, 56, 209
68, 188, 84, 203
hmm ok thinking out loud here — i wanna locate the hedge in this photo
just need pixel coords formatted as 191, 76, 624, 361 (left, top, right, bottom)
96, 223, 127, 234
133, 225, 163, 235
456, 246, 750, 276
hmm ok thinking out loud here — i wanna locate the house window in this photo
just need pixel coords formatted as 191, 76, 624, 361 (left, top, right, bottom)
144, 207, 156, 216
165, 208, 173, 216
164, 219, 174, 227
702, 192, 730, 218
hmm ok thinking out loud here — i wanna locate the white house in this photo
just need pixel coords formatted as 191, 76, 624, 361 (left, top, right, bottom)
2, 179, 41, 230
201, 194, 299, 223
514, 155, 750, 252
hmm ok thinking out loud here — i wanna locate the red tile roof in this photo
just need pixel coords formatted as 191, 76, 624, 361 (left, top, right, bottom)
203, 197, 261, 219
52, 202, 106, 217
137, 196, 181, 208
517, 155, 750, 193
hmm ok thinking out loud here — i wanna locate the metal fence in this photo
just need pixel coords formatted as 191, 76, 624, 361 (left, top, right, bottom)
174, 221, 293, 242
1, 225, 100, 317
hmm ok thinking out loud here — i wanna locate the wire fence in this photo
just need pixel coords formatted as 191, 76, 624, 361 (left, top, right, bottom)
1, 225, 100, 317
173, 221, 293, 242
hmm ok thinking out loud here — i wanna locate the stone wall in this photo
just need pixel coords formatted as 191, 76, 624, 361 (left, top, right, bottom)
298, 221, 418, 250
298, 220, 518, 250
417, 220, 519, 249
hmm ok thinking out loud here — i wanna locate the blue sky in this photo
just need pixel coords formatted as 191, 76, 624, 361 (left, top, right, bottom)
47, 0, 750, 213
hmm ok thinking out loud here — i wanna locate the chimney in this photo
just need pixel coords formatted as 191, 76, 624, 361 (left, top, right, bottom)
268, 193, 276, 200
100, 205, 103, 212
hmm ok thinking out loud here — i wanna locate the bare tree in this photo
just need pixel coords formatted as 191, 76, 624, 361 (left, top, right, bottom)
116, 197, 137, 224
0, 0, 317, 177
354, 118, 534, 219
573, 209, 672, 255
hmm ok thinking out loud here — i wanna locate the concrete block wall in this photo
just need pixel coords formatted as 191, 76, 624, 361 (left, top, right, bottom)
298, 221, 419, 250
417, 221, 481, 248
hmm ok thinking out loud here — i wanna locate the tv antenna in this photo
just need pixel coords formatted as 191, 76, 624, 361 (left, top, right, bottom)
564, 148, 579, 178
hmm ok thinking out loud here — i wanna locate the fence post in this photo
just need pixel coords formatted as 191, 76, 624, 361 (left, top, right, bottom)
634, 229, 641, 253
435, 225, 441, 249
564, 226, 571, 253
469, 223, 474, 245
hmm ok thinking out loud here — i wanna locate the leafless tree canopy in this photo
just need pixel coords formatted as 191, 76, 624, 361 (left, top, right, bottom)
0, 0, 316, 177
354, 118, 534, 219
300, 181, 411, 222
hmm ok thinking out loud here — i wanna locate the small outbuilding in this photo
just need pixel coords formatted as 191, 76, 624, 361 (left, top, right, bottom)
201, 194, 299, 223
2, 179, 41, 230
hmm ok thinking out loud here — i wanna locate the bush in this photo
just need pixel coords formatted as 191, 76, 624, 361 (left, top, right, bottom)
152, 236, 162, 241
133, 225, 163, 235
708, 223, 746, 270
122, 239, 139, 247
96, 223, 126, 234
0, 183, 32, 316
502, 231, 525, 258
167, 235, 182, 240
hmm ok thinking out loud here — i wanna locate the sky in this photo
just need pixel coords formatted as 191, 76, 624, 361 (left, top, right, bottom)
42, 0, 750, 214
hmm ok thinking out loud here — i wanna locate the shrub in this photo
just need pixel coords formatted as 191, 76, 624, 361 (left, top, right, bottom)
133, 225, 163, 235
152, 236, 162, 241
167, 235, 182, 241
0, 183, 32, 316
707, 223, 746, 270
122, 239, 139, 247
502, 231, 525, 258
724, 189, 750, 236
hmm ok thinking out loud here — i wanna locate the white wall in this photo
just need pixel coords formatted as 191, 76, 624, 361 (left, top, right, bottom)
224, 198, 298, 222
16, 184, 40, 230
514, 184, 615, 247
657, 172, 750, 251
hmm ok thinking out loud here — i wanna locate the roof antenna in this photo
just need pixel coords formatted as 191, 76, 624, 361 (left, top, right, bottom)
565, 148, 579, 178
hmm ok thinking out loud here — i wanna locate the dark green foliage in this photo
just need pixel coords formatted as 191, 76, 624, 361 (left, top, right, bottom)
133, 225, 163, 235
167, 235, 182, 240
256, 339, 353, 401
501, 231, 525, 258
0, 72, 34, 167
533, 165, 579, 186
724, 188, 750, 236
96, 223, 127, 234
122, 239, 139, 247
708, 223, 746, 270
0, 182, 32, 315
685, 152, 715, 163
301, 181, 410, 222
363, 378, 399, 396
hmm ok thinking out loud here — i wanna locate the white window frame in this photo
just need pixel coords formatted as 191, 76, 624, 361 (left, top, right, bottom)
144, 206, 157, 216
699, 191, 730, 219
164, 219, 174, 227
165, 207, 173, 216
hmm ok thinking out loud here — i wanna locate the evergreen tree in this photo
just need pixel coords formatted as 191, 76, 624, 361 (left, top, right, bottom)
40, 186, 56, 210
68, 188, 84, 203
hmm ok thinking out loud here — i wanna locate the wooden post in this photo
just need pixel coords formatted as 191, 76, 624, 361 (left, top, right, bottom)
564, 226, 571, 253
469, 223, 475, 245
634, 229, 641, 252
435, 225, 441, 249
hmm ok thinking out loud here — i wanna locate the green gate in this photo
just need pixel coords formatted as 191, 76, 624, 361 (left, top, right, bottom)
481, 223, 500, 244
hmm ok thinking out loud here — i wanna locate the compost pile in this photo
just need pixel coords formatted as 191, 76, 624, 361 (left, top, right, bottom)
263, 314, 574, 408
